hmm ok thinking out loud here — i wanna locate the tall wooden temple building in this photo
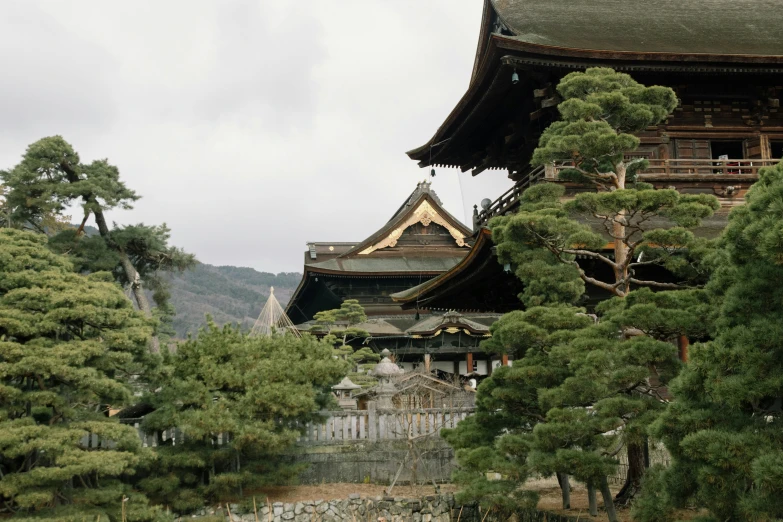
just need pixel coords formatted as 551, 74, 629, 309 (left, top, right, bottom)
393, 0, 783, 313
290, 0, 783, 377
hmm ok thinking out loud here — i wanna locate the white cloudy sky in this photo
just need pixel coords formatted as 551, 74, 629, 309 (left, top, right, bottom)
0, 1, 513, 273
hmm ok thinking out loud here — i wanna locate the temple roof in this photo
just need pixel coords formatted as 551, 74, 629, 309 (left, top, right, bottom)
492, 0, 783, 56
286, 182, 473, 323
408, 0, 783, 173
295, 311, 502, 338
302, 256, 462, 275
303, 181, 471, 275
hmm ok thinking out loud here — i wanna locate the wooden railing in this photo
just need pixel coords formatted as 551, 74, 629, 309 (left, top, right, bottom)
474, 165, 545, 228
114, 407, 475, 448
547, 158, 779, 179
474, 158, 777, 228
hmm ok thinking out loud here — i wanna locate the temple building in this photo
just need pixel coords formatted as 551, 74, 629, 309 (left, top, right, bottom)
288, 182, 504, 378
393, 0, 783, 313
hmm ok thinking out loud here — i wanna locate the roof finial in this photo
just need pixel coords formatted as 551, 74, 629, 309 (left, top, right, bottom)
270, 286, 274, 295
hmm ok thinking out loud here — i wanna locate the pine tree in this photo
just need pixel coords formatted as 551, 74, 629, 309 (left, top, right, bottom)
636, 162, 783, 522
442, 305, 595, 517
525, 288, 710, 520
490, 68, 719, 500
139, 325, 348, 512
493, 68, 718, 302
0, 229, 164, 521
313, 299, 378, 387
1, 136, 196, 351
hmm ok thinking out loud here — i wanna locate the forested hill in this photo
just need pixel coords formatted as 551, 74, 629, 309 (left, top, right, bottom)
165, 264, 301, 338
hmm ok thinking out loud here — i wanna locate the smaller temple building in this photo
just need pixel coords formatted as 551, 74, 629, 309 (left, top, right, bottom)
288, 182, 506, 379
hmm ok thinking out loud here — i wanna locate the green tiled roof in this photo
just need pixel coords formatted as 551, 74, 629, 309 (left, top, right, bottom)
308, 256, 464, 274
493, 0, 783, 56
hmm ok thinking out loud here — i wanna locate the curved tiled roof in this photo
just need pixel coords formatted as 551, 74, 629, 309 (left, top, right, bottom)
305, 256, 464, 274
492, 0, 783, 56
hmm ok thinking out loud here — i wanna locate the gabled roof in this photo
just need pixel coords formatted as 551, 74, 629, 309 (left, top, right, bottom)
286, 183, 474, 322
303, 181, 471, 275
406, 310, 494, 335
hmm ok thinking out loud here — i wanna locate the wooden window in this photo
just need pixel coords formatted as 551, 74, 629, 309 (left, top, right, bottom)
675, 139, 711, 160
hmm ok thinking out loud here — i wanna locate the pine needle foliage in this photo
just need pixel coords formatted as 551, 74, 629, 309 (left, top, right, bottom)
0, 229, 164, 521
1, 136, 196, 348
636, 162, 783, 522
139, 325, 348, 512
313, 300, 378, 387
491, 68, 718, 303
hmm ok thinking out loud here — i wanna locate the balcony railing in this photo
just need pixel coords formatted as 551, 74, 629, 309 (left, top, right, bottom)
473, 165, 545, 228
546, 158, 780, 179
473, 158, 778, 228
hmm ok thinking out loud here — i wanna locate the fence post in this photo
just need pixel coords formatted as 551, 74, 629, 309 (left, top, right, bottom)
368, 403, 377, 442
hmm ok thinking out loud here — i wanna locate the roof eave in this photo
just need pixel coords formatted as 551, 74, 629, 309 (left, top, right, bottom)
408, 35, 783, 166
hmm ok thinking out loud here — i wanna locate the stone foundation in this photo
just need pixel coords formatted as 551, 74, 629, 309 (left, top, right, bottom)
185, 493, 472, 522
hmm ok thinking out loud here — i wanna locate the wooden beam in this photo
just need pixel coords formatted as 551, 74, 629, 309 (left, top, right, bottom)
678, 335, 690, 362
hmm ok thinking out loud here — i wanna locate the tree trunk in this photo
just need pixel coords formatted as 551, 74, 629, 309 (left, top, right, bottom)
599, 476, 619, 522
615, 439, 646, 505
587, 483, 598, 516
93, 208, 160, 353
556, 472, 571, 509
612, 162, 630, 296
59, 161, 159, 353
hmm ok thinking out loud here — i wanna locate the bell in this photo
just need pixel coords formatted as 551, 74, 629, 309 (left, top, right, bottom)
430, 168, 436, 177
511, 70, 519, 85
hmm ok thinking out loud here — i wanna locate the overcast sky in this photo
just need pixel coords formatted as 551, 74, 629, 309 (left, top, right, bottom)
0, 1, 513, 273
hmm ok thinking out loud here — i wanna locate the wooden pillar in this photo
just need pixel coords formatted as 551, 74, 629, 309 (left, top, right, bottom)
424, 353, 431, 372
487, 358, 493, 377
453, 359, 459, 382
678, 335, 689, 362
466, 352, 473, 375
501, 354, 509, 366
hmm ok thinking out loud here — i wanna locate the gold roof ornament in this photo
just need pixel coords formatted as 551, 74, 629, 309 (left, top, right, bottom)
359, 200, 467, 255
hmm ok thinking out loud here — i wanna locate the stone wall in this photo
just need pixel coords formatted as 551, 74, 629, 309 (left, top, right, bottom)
285, 439, 456, 485
186, 494, 469, 522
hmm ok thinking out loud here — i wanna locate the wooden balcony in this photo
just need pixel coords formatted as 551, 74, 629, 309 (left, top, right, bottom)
474, 159, 779, 228
546, 158, 780, 180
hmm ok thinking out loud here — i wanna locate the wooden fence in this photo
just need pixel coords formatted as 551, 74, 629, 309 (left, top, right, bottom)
296, 407, 473, 444
115, 407, 474, 448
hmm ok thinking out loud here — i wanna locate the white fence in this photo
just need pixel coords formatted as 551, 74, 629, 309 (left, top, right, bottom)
115, 407, 475, 448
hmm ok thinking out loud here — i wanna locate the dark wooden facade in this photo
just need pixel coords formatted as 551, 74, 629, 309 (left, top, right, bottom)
397, 0, 783, 312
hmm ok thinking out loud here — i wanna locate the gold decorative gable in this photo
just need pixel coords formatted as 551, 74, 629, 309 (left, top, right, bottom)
358, 200, 467, 255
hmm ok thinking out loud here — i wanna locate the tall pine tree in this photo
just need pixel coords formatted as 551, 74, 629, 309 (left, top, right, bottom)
489, 67, 719, 500
1, 136, 196, 351
636, 161, 783, 522
0, 229, 163, 521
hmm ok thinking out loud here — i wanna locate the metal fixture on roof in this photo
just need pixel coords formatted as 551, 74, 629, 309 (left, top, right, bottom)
511, 69, 519, 85
430, 168, 436, 177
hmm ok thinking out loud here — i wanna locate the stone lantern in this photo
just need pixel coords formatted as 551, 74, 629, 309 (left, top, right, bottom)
371, 349, 404, 410
332, 376, 362, 410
